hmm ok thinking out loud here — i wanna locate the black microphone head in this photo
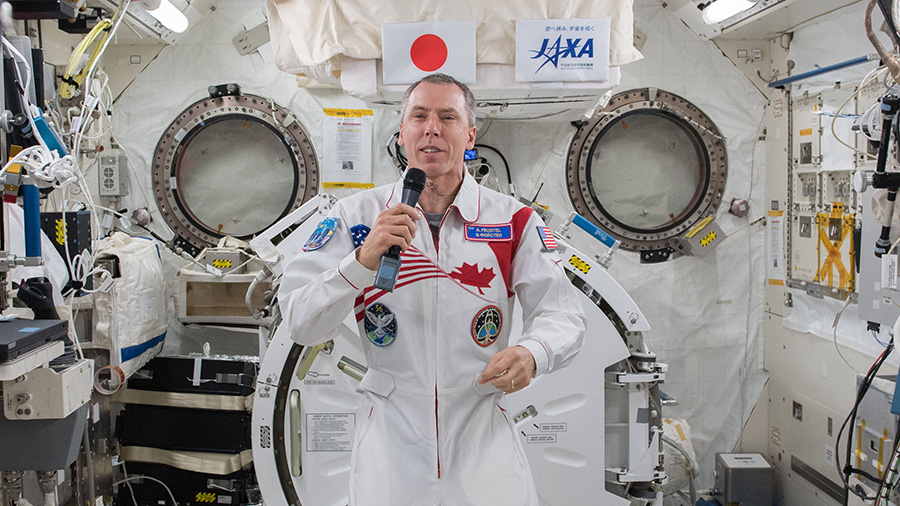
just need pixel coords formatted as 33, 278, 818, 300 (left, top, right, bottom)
403, 168, 427, 194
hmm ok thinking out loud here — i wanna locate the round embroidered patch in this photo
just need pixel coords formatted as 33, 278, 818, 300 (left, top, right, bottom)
472, 306, 502, 347
363, 303, 397, 347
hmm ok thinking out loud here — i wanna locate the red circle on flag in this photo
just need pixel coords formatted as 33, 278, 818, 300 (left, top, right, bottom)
410, 34, 448, 72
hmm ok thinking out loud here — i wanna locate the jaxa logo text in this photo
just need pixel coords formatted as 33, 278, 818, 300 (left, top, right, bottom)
530, 35, 595, 73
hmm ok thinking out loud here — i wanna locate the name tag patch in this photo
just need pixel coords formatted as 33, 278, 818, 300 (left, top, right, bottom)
465, 224, 512, 242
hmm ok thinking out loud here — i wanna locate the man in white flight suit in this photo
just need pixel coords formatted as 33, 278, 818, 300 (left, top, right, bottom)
279, 73, 586, 506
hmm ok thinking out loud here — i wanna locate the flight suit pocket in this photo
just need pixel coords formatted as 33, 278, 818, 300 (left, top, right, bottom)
472, 374, 502, 396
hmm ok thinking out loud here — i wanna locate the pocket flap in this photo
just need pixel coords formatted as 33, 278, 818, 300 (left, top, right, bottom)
358, 368, 395, 397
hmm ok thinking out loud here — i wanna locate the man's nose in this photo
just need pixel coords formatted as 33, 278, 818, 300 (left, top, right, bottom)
424, 115, 440, 136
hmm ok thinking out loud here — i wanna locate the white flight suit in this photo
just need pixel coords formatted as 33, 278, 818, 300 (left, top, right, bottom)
279, 171, 586, 506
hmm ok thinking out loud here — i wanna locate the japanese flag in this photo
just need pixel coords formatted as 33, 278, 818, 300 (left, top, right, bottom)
382, 21, 476, 85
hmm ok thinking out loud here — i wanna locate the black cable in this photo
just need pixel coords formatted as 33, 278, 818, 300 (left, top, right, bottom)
101, 207, 171, 249
874, 95, 899, 256
838, 344, 890, 488
129, 221, 168, 245
875, 417, 900, 504
386, 132, 407, 173
836, 338, 894, 500
473, 144, 512, 191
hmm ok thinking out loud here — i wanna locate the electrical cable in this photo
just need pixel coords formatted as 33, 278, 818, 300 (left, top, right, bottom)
92, 206, 221, 277
113, 476, 178, 506
386, 132, 407, 172
833, 296, 866, 372
873, 328, 892, 347
72, 0, 129, 162
835, 335, 894, 500
661, 435, 697, 505
92, 205, 170, 244
120, 463, 140, 506
473, 143, 513, 194
830, 65, 888, 160
876, 417, 900, 505
59, 19, 113, 100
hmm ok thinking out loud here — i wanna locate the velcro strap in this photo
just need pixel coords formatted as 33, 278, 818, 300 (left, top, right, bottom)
119, 446, 252, 475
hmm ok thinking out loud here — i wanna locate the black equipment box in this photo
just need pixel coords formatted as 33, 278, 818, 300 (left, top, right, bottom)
0, 318, 68, 363
116, 404, 251, 454
39, 211, 92, 290
115, 462, 260, 506
126, 356, 257, 397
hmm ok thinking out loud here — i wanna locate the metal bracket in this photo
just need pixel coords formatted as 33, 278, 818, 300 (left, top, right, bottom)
233, 22, 270, 56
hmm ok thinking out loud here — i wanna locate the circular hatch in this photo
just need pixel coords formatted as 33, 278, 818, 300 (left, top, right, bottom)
566, 88, 727, 262
152, 87, 319, 256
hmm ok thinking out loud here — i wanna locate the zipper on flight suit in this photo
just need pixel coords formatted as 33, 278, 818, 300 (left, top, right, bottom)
435, 385, 441, 479
432, 210, 448, 479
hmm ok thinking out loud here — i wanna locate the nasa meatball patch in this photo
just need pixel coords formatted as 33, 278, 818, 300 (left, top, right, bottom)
472, 306, 502, 347
364, 303, 397, 347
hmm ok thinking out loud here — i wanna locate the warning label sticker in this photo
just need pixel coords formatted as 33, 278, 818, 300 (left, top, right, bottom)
307, 413, 355, 452
540, 423, 567, 432
527, 434, 557, 444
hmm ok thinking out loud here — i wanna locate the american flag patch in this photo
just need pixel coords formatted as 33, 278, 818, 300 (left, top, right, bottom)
537, 226, 558, 250
349, 224, 371, 248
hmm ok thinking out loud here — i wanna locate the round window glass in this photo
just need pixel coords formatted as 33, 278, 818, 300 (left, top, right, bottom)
566, 88, 727, 261
175, 118, 297, 238
153, 90, 319, 256
587, 111, 706, 232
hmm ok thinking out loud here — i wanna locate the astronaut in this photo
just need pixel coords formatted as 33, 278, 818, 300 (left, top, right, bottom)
278, 73, 586, 506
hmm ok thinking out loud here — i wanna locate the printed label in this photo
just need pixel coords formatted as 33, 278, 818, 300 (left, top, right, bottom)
307, 413, 355, 452
883, 254, 898, 290
540, 423, 567, 432
303, 379, 336, 385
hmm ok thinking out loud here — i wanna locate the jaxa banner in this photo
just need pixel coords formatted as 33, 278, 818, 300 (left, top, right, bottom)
382, 21, 476, 84
515, 18, 611, 82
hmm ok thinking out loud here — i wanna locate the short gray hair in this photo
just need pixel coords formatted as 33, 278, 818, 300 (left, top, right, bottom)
400, 73, 476, 128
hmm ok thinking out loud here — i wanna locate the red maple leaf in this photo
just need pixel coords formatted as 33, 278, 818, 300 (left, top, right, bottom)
449, 263, 495, 295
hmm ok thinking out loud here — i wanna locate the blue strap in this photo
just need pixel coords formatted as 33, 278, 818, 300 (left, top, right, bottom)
121, 331, 166, 362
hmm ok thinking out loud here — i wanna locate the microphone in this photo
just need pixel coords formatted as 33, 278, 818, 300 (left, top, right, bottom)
373, 168, 427, 292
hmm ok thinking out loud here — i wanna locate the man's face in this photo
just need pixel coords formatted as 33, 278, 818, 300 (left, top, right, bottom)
398, 82, 476, 182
